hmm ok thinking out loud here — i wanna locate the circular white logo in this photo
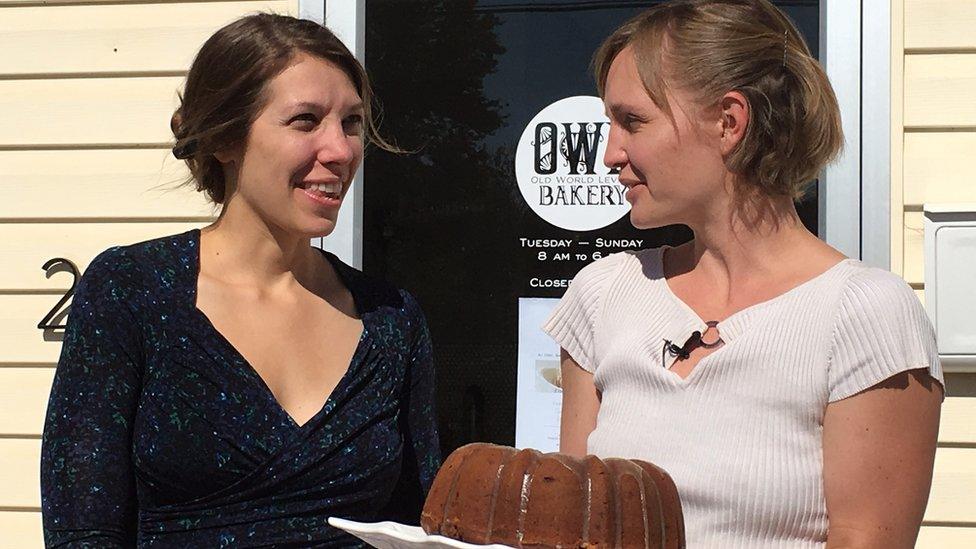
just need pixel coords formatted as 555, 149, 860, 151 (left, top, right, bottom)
515, 96, 628, 231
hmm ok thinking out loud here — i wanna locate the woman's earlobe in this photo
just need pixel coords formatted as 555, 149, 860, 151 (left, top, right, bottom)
213, 149, 236, 164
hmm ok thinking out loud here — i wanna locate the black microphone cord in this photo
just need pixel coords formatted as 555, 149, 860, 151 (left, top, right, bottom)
662, 331, 700, 367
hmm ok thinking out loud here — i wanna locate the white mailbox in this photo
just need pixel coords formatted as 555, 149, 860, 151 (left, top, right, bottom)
924, 204, 976, 372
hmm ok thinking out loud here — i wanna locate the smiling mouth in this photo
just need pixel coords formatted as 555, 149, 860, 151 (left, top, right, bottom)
300, 182, 342, 200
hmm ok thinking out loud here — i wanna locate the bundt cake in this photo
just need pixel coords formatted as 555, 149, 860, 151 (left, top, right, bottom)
421, 443, 685, 548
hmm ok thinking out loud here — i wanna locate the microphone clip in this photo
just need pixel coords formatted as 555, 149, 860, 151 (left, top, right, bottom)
662, 337, 693, 360
661, 323, 723, 368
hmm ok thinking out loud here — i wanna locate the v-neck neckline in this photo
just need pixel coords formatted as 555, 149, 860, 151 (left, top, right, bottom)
659, 246, 854, 332
654, 246, 855, 384
186, 228, 369, 429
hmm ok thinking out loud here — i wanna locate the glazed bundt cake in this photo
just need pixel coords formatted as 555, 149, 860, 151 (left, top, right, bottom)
421, 443, 685, 548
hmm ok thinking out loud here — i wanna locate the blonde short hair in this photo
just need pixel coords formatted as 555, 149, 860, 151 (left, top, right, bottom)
594, 0, 843, 199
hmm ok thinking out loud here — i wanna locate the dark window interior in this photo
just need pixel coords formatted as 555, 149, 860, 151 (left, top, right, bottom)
363, 0, 821, 455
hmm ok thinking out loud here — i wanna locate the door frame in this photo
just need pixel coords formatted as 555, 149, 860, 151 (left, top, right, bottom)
302, 0, 366, 266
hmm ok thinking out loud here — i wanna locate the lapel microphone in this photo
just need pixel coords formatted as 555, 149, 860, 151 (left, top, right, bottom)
662, 331, 701, 361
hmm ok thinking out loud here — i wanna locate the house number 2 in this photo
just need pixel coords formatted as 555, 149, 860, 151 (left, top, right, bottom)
37, 258, 79, 330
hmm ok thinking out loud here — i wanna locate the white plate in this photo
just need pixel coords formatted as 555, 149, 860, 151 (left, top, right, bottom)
327, 517, 513, 549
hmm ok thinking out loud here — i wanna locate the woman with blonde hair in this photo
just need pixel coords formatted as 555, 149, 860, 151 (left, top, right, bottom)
545, 1, 943, 547
41, 14, 437, 546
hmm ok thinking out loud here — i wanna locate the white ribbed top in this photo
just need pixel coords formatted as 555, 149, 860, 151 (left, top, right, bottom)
543, 248, 943, 548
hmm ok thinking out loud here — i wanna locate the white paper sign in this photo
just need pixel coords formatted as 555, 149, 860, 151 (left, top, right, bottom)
515, 298, 563, 452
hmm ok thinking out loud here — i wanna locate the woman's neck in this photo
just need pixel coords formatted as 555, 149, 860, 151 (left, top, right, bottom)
672, 190, 826, 287
200, 198, 319, 291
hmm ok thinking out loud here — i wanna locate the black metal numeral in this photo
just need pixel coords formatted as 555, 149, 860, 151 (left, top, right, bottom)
38, 258, 80, 330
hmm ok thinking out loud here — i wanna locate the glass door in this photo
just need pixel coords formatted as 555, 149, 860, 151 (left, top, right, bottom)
344, 0, 827, 454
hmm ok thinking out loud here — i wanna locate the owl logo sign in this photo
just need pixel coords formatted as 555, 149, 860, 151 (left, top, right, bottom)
515, 96, 629, 231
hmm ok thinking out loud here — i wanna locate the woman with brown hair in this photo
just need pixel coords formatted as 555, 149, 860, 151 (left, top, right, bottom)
546, 1, 943, 547
41, 14, 438, 546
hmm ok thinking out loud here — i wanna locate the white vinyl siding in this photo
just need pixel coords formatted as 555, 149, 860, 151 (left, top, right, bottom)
897, 1, 976, 545
0, 1, 299, 545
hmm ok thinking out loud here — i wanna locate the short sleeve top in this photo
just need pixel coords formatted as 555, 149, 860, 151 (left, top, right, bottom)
544, 248, 943, 548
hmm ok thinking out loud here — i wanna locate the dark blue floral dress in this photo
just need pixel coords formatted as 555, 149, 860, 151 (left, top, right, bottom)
41, 230, 440, 547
